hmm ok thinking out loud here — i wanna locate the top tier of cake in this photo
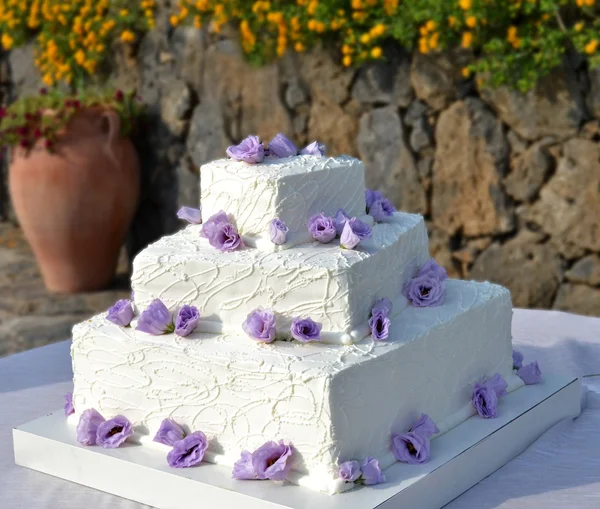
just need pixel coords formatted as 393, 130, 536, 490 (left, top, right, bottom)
201, 155, 366, 249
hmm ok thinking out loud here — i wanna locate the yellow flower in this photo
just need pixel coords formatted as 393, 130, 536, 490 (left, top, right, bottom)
307, 0, 318, 15
96, 44, 105, 53
371, 46, 382, 58
120, 9, 129, 17
42, 74, 54, 86
448, 16, 457, 27
193, 15, 202, 29
419, 37, 429, 54
360, 33, 370, 44
370, 24, 385, 37
462, 31, 473, 48
120, 30, 135, 43
74, 49, 86, 65
459, 0, 472, 9
585, 39, 598, 54
426, 20, 436, 31
429, 32, 439, 50
343, 55, 352, 67
462, 67, 471, 78
1, 33, 14, 50
351, 0, 362, 8
342, 44, 353, 55
575, 22, 584, 32
170, 14, 179, 26
294, 42, 305, 52
466, 16, 477, 28
384, 0, 398, 15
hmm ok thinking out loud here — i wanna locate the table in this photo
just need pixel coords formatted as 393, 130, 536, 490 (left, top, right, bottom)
1, 309, 599, 509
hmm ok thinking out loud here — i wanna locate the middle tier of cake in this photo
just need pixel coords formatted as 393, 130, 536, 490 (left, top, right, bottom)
131, 212, 429, 344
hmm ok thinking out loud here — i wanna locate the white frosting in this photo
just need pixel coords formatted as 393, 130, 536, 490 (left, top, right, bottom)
71, 279, 522, 495
131, 212, 430, 344
200, 155, 366, 244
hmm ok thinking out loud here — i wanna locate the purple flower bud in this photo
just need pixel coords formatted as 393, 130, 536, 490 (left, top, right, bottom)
167, 431, 208, 468
251, 440, 294, 481
175, 305, 200, 337
512, 349, 524, 370
517, 361, 542, 385
267, 133, 297, 158
290, 316, 322, 343
368, 198, 396, 221
209, 222, 243, 252
96, 415, 134, 449
64, 392, 75, 416
365, 188, 383, 210
76, 408, 106, 446
360, 457, 385, 485
392, 431, 431, 464
136, 299, 173, 335
340, 217, 372, 249
369, 310, 391, 341
153, 418, 185, 447
339, 460, 361, 483
335, 208, 350, 236
307, 213, 336, 243
200, 210, 229, 239
232, 450, 256, 480
269, 218, 289, 245
106, 299, 135, 327
242, 308, 277, 343
472, 373, 508, 419
226, 135, 265, 164
299, 140, 325, 156
177, 206, 202, 224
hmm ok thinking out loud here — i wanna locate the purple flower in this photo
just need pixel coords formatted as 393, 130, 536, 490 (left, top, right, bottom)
106, 299, 135, 327
290, 317, 322, 343
208, 222, 243, 252
96, 415, 134, 449
410, 413, 439, 438
512, 349, 524, 370
153, 418, 186, 447
269, 218, 289, 245
392, 431, 431, 464
418, 258, 448, 281
472, 373, 508, 419
167, 431, 208, 468
517, 361, 542, 385
268, 133, 297, 158
175, 305, 200, 337
403, 259, 448, 308
299, 140, 325, 156
360, 457, 385, 485
334, 209, 350, 236
365, 189, 383, 210
369, 310, 391, 341
232, 450, 257, 480
226, 135, 265, 164
76, 408, 106, 446
368, 198, 396, 221
136, 299, 173, 335
200, 210, 229, 239
177, 206, 202, 224
242, 308, 277, 343
64, 392, 75, 416
252, 440, 294, 481
373, 297, 393, 315
339, 460, 362, 483
307, 213, 336, 243
340, 217, 372, 249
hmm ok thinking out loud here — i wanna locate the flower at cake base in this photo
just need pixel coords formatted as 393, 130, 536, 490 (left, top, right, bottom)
209, 222, 243, 252
391, 414, 439, 464
64, 392, 74, 416
403, 258, 448, 308
369, 298, 393, 341
307, 213, 336, 243
472, 373, 508, 419
360, 457, 386, 485
96, 415, 134, 449
517, 361, 542, 385
512, 349, 524, 370
269, 218, 289, 245
136, 299, 173, 335
200, 210, 229, 239
339, 460, 362, 483
226, 135, 265, 164
232, 450, 257, 480
76, 408, 106, 446
299, 140, 325, 156
177, 206, 202, 224
167, 431, 208, 468
252, 440, 294, 481
290, 316, 322, 343
340, 217, 372, 249
175, 305, 200, 337
243, 308, 277, 343
153, 418, 186, 447
268, 133, 298, 158
335, 208, 350, 236
106, 299, 134, 327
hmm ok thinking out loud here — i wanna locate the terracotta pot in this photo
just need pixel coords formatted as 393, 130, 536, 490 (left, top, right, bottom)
9, 107, 140, 293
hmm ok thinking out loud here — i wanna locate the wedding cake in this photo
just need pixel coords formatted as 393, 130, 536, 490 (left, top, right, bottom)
68, 134, 540, 495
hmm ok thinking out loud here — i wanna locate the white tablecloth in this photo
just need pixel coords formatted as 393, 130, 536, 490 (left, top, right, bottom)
1, 309, 599, 509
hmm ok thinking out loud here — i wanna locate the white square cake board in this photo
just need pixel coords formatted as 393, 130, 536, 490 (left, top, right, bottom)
13, 375, 581, 509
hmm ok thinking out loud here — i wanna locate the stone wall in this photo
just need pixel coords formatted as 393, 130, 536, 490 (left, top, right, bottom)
1, 18, 599, 316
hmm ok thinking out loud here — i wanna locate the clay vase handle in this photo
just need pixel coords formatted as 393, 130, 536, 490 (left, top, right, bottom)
101, 109, 120, 165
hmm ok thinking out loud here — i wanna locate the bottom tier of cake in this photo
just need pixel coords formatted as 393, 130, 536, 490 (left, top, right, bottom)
71, 279, 523, 494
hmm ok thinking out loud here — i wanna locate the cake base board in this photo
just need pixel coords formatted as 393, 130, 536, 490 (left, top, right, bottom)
13, 375, 581, 509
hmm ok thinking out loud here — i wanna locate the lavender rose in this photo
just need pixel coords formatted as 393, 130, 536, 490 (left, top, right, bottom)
167, 431, 208, 468
517, 361, 542, 385
96, 415, 134, 449
369, 310, 391, 341
106, 299, 134, 327
372, 297, 393, 315
200, 210, 229, 239
472, 373, 508, 419
153, 418, 186, 447
269, 218, 289, 245
136, 299, 173, 335
175, 305, 200, 337
76, 408, 106, 446
512, 349, 524, 370
232, 450, 257, 480
290, 316, 322, 343
335, 208, 350, 236
360, 457, 385, 485
339, 460, 362, 483
307, 213, 336, 243
64, 392, 75, 416
226, 135, 265, 164
242, 308, 277, 343
365, 189, 383, 210
252, 440, 294, 481
268, 133, 297, 158
410, 413, 439, 438
368, 198, 396, 221
209, 222, 243, 252
177, 206, 202, 224
403, 259, 448, 308
392, 431, 431, 464
419, 258, 448, 281
340, 217, 372, 249
299, 140, 325, 156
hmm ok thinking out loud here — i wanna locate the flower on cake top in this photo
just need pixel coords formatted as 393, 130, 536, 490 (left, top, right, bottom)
200, 210, 243, 252
226, 135, 265, 164
391, 414, 439, 465
369, 298, 392, 341
167, 431, 209, 468
339, 460, 362, 483
232, 440, 294, 481
268, 133, 298, 158
365, 189, 396, 221
472, 373, 508, 419
290, 316, 322, 343
269, 218, 289, 245
106, 299, 134, 327
64, 392, 75, 416
153, 418, 186, 447
299, 140, 326, 156
136, 299, 200, 337
243, 308, 277, 343
403, 258, 448, 308
340, 217, 372, 249
96, 415, 134, 449
174, 305, 200, 337
338, 457, 386, 485
307, 213, 336, 243
177, 206, 202, 224
512, 349, 524, 370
